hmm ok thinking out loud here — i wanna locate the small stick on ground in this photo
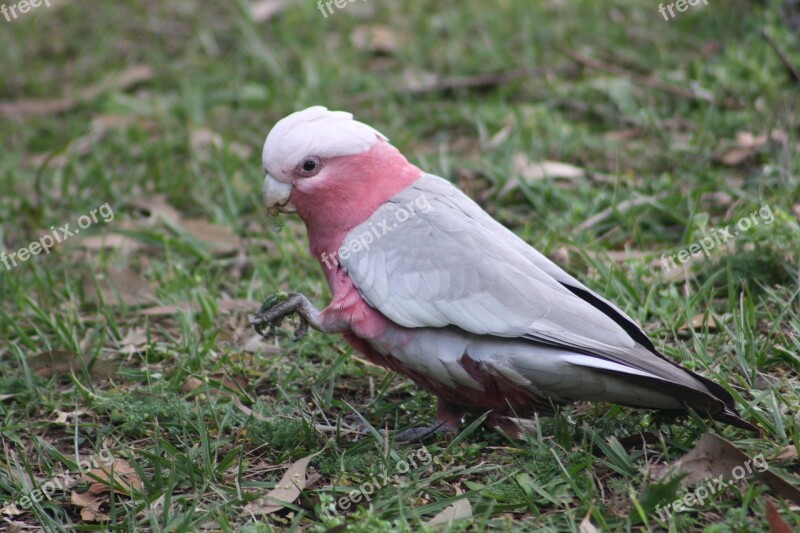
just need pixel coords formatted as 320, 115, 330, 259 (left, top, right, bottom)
564, 49, 743, 108
576, 192, 668, 232
761, 29, 800, 83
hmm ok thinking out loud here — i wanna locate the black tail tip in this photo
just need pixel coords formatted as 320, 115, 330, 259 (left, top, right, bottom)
713, 408, 761, 434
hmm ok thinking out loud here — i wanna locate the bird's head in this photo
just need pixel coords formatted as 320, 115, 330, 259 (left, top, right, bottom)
261, 106, 420, 233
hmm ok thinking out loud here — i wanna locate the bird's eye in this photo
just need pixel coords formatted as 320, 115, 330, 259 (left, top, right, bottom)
295, 156, 322, 177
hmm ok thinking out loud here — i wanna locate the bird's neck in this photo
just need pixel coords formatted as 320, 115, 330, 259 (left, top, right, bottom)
294, 142, 422, 285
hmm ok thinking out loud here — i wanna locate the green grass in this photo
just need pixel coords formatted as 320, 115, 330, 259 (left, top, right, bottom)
1, 0, 799, 530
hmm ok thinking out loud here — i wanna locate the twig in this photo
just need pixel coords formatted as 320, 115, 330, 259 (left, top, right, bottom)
564, 49, 743, 108
576, 192, 668, 232
761, 29, 800, 84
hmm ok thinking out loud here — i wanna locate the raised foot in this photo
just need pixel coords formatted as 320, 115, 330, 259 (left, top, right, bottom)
250, 292, 310, 340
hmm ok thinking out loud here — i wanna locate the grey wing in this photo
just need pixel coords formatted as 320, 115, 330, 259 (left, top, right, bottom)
341, 174, 634, 352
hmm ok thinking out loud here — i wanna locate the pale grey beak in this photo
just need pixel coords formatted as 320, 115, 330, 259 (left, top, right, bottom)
262, 174, 295, 216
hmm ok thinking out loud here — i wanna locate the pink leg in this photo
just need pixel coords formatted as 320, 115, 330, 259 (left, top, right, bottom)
396, 398, 466, 442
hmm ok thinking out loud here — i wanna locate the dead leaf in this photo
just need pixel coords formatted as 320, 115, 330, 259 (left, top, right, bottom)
577, 193, 668, 232
128, 194, 181, 224
248, 0, 290, 22
80, 232, 143, 255
0, 65, 152, 120
118, 328, 148, 355
395, 67, 545, 96
716, 130, 787, 167
139, 299, 258, 317
139, 302, 193, 316
0, 502, 22, 516
775, 446, 797, 461
53, 409, 87, 424
244, 333, 282, 353
83, 459, 143, 496
579, 511, 600, 533
426, 486, 472, 526
765, 498, 793, 533
651, 433, 800, 506
28, 350, 116, 379
679, 314, 718, 332
0, 394, 17, 401
243, 452, 321, 515
190, 128, 253, 159
84, 268, 158, 307
71, 491, 109, 522
178, 219, 240, 256
181, 377, 206, 394
352, 25, 397, 54
499, 156, 585, 197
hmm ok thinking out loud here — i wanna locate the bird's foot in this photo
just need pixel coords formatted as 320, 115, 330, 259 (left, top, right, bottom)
395, 422, 456, 443
250, 292, 320, 340
395, 398, 465, 442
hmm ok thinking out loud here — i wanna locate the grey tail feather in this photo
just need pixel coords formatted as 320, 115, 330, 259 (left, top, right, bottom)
590, 364, 759, 433
559, 283, 758, 432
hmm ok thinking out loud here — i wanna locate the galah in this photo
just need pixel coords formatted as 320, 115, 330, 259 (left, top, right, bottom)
252, 106, 757, 439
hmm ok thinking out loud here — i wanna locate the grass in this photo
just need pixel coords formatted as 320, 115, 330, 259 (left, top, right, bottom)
1, 0, 799, 530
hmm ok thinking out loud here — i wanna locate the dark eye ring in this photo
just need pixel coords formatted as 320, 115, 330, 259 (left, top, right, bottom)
295, 156, 322, 177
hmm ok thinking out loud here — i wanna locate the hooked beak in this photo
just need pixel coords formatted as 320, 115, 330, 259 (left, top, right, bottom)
262, 174, 295, 216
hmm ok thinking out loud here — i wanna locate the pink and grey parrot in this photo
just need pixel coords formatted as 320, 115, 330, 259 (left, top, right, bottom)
252, 106, 756, 440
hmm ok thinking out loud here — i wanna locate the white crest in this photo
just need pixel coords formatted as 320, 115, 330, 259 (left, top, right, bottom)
262, 106, 388, 177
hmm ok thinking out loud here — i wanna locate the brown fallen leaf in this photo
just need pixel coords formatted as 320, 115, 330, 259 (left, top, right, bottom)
651, 433, 800, 506
426, 486, 472, 527
190, 128, 253, 160
27, 350, 116, 379
678, 314, 718, 332
765, 498, 793, 533
80, 232, 143, 255
118, 327, 148, 355
391, 66, 550, 99
71, 491, 109, 522
578, 510, 600, 533
139, 299, 258, 317
0, 65, 153, 120
499, 156, 585, 197
243, 452, 322, 516
178, 219, 240, 256
84, 268, 158, 307
774, 446, 798, 461
716, 130, 787, 167
577, 193, 668, 232
53, 409, 87, 424
248, 0, 290, 22
351, 25, 398, 55
128, 194, 181, 224
244, 333, 282, 353
83, 459, 143, 496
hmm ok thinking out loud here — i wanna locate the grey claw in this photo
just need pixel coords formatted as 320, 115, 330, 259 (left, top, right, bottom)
293, 317, 309, 340
395, 421, 451, 442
